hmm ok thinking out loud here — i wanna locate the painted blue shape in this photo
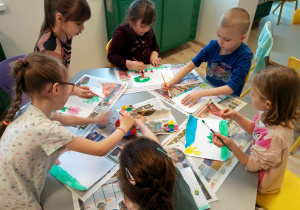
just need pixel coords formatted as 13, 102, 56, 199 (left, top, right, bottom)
185, 115, 198, 148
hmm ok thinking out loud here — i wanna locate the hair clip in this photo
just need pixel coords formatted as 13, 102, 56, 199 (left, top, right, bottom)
125, 167, 136, 185
157, 148, 170, 157
18, 58, 28, 66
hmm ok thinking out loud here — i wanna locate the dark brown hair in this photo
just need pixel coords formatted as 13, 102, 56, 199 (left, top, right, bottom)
0, 52, 68, 137
118, 137, 176, 210
35, 0, 91, 49
124, 0, 156, 38
251, 66, 300, 128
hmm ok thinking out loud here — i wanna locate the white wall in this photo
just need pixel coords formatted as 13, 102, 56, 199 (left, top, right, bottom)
196, 0, 259, 45
0, 0, 109, 78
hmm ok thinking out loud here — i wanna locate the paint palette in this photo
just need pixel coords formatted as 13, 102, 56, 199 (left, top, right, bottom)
163, 121, 179, 132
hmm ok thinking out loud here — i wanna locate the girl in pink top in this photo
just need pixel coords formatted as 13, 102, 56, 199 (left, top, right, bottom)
212, 66, 300, 194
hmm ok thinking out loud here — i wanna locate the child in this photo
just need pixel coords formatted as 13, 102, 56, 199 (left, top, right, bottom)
162, 8, 253, 107
118, 118, 198, 210
212, 66, 300, 194
107, 0, 161, 71
0, 52, 135, 209
35, 0, 93, 98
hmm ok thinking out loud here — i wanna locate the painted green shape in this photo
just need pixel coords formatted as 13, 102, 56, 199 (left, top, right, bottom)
219, 120, 230, 161
168, 124, 175, 129
83, 96, 100, 104
61, 107, 70, 112
144, 69, 148, 72
199, 204, 211, 210
207, 132, 213, 143
50, 164, 87, 191
126, 107, 132, 112
134, 76, 150, 83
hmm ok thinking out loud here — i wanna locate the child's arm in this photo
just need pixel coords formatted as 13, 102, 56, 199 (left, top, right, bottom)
181, 85, 234, 107
212, 132, 249, 166
161, 61, 195, 92
220, 108, 253, 134
135, 117, 160, 145
64, 112, 134, 156
52, 111, 111, 127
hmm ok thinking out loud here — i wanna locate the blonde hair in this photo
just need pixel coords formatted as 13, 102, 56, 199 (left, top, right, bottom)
219, 7, 250, 35
0, 52, 68, 137
251, 66, 300, 129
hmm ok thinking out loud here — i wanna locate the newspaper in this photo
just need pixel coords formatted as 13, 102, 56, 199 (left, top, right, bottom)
162, 97, 252, 191
114, 64, 203, 94
116, 98, 185, 134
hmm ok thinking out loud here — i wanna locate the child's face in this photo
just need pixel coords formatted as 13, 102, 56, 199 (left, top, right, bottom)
249, 86, 271, 111
130, 19, 152, 36
216, 25, 246, 54
62, 21, 85, 38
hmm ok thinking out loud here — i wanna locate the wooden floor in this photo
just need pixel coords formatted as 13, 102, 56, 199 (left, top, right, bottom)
160, 1, 300, 178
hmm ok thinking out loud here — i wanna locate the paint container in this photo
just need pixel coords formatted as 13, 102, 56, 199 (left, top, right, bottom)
115, 119, 136, 138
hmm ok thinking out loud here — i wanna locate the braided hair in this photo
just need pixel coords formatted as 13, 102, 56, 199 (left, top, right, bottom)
118, 137, 177, 210
0, 52, 68, 137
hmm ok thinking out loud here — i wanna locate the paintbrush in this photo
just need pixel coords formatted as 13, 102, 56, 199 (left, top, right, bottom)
201, 120, 232, 152
161, 73, 172, 98
132, 57, 146, 74
137, 110, 146, 119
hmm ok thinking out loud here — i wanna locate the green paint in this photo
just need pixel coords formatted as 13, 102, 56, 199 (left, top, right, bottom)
126, 107, 132, 112
199, 204, 211, 210
207, 132, 213, 143
168, 124, 175, 129
219, 120, 230, 161
61, 107, 70, 112
50, 164, 87, 191
83, 96, 100, 104
134, 76, 150, 83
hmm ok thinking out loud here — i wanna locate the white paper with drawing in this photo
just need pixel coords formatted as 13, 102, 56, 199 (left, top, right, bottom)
172, 84, 227, 113
128, 67, 174, 88
185, 116, 230, 161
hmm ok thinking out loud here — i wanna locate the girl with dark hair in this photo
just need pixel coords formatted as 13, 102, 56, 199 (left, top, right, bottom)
107, 0, 161, 71
0, 52, 134, 209
213, 66, 300, 194
118, 117, 198, 210
35, 0, 93, 98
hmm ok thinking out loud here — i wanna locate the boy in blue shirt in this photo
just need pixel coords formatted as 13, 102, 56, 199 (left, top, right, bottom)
162, 8, 253, 107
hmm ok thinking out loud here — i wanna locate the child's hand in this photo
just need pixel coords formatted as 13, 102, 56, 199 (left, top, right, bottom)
181, 90, 204, 107
135, 116, 146, 126
93, 111, 112, 125
161, 81, 173, 92
119, 111, 134, 131
130, 60, 146, 72
72, 85, 95, 99
220, 108, 237, 120
150, 55, 161, 67
212, 132, 233, 148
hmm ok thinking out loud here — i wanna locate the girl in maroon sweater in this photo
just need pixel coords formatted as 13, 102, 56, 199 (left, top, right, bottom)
107, 0, 161, 71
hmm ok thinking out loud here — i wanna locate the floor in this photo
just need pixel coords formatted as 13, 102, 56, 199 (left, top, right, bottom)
160, 1, 300, 180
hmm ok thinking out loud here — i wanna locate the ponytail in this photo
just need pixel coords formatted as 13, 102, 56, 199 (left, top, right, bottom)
0, 60, 26, 137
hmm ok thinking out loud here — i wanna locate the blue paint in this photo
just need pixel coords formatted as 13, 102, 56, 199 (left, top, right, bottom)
185, 115, 198, 148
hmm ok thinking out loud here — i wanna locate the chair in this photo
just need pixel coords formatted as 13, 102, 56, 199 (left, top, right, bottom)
292, 8, 300, 24
106, 39, 116, 68
288, 56, 300, 155
273, 0, 298, 25
256, 169, 300, 209
0, 55, 31, 114
240, 21, 273, 98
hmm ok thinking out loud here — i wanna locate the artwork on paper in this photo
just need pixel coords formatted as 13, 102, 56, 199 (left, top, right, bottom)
185, 115, 230, 161
128, 66, 174, 88
57, 75, 128, 118
172, 83, 227, 113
